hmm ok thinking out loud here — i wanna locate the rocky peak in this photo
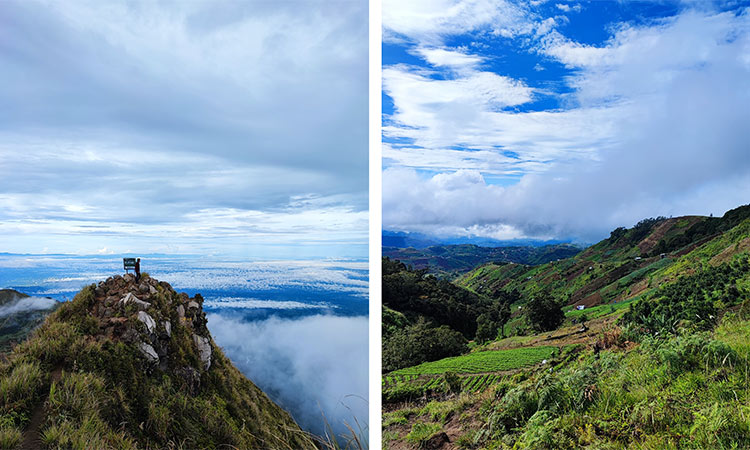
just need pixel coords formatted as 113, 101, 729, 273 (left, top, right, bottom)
87, 274, 213, 389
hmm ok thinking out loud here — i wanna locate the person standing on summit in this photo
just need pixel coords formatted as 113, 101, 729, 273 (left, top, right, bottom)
135, 258, 141, 283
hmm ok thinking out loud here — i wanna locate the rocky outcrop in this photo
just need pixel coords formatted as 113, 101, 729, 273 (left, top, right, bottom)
89, 274, 214, 388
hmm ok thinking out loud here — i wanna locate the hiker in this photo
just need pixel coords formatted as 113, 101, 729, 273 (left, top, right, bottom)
135, 258, 141, 283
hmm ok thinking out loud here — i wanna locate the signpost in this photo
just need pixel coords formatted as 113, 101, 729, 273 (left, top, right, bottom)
123, 258, 136, 273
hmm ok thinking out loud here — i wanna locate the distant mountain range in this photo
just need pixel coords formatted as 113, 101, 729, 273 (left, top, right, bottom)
383, 230, 576, 249
383, 243, 583, 277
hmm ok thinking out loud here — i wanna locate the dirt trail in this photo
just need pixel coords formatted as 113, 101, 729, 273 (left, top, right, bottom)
19, 367, 62, 450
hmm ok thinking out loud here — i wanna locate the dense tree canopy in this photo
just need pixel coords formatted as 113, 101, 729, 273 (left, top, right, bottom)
382, 320, 468, 373
524, 288, 565, 332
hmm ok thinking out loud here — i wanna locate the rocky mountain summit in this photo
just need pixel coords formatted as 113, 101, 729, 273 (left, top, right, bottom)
90, 273, 213, 391
0, 274, 315, 449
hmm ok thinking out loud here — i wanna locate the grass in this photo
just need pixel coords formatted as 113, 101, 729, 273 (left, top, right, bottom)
405, 422, 443, 447
0, 425, 21, 450
1, 279, 320, 450
392, 346, 558, 376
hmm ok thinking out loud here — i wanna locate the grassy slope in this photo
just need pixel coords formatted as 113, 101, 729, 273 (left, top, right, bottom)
0, 279, 315, 450
383, 214, 750, 449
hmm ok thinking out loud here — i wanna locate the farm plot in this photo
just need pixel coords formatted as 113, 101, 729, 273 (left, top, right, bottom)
391, 346, 558, 376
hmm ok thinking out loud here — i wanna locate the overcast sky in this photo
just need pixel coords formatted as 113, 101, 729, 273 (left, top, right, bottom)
383, 0, 750, 243
0, 0, 368, 257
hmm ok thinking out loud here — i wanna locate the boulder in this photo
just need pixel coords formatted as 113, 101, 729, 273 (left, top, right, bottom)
187, 301, 200, 310
120, 293, 151, 310
177, 305, 185, 319
137, 311, 156, 334
162, 320, 171, 337
193, 334, 212, 370
138, 342, 159, 364
149, 285, 158, 295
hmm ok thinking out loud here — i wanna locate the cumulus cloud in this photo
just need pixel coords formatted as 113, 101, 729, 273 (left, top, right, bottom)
206, 314, 368, 441
0, 0, 367, 255
0, 296, 58, 316
383, 0, 533, 44
383, 5, 750, 242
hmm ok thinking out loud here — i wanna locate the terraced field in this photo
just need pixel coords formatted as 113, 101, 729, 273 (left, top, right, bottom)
391, 345, 558, 376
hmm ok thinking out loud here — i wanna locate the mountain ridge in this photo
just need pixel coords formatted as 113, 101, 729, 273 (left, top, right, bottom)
0, 274, 316, 449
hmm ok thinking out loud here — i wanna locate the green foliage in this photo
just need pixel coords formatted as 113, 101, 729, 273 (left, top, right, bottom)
382, 257, 490, 338
652, 204, 750, 256
0, 425, 21, 450
383, 319, 468, 373
0, 361, 45, 426
475, 296, 513, 343
524, 288, 565, 332
383, 244, 581, 277
1, 279, 317, 450
405, 422, 442, 447
392, 346, 557, 376
622, 257, 749, 335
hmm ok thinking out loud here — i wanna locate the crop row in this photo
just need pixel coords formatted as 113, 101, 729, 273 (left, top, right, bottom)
391, 345, 558, 376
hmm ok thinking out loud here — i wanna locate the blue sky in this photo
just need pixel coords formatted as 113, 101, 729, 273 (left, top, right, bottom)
383, 0, 750, 242
0, 0, 368, 258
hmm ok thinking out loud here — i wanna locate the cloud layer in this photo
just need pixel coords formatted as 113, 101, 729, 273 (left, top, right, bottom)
0, 0, 367, 255
207, 314, 369, 441
383, 2, 750, 242
0, 296, 58, 316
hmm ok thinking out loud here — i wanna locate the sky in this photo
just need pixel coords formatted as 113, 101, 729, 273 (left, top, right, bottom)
0, 0, 368, 257
382, 0, 750, 243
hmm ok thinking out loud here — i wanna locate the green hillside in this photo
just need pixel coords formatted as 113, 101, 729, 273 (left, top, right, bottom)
383, 204, 750, 449
0, 290, 60, 354
0, 275, 315, 449
383, 243, 581, 278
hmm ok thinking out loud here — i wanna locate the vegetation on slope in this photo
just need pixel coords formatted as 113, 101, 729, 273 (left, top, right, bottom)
383, 204, 750, 449
383, 258, 517, 373
0, 290, 59, 353
383, 244, 581, 278
0, 274, 315, 449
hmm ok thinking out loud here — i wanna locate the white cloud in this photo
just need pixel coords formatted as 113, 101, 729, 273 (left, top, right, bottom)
0, 0, 367, 256
207, 314, 368, 440
415, 47, 484, 69
383, 6, 750, 241
383, 0, 533, 44
0, 296, 58, 316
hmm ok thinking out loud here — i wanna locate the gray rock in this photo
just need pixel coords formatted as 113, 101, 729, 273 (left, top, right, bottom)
123, 274, 134, 282
138, 311, 156, 334
120, 293, 151, 310
187, 301, 199, 310
149, 285, 158, 295
162, 320, 171, 337
177, 305, 185, 319
193, 334, 212, 370
139, 283, 149, 293
138, 342, 159, 364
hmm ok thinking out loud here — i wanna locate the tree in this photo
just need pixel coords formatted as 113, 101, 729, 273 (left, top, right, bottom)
382, 319, 468, 372
525, 288, 564, 332
474, 299, 512, 344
